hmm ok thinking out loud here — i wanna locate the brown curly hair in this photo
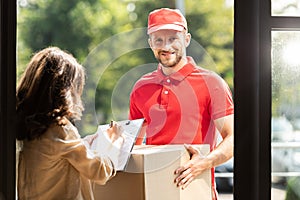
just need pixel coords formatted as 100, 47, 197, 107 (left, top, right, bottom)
16, 47, 85, 140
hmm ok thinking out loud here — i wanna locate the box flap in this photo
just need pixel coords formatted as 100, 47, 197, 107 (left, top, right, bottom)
125, 145, 185, 173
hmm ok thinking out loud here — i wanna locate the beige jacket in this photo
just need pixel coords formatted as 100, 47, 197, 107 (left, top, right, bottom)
17, 120, 115, 200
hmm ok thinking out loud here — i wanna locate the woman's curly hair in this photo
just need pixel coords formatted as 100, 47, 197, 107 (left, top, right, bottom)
16, 47, 85, 140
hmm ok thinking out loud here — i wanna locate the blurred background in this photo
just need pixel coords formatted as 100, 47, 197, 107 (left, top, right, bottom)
16, 1, 234, 198
16, 0, 234, 135
16, 0, 300, 199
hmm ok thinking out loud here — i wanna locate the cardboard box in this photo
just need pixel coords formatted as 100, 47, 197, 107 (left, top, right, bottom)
93, 145, 211, 200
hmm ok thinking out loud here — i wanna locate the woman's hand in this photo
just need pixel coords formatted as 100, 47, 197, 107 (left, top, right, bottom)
83, 133, 98, 147
106, 121, 124, 148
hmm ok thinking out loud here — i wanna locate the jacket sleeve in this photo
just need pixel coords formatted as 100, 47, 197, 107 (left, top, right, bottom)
54, 124, 116, 185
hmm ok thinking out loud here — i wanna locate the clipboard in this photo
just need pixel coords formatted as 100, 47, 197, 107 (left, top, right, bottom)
90, 118, 144, 171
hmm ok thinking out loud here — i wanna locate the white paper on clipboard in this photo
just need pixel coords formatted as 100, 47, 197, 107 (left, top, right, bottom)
90, 118, 144, 171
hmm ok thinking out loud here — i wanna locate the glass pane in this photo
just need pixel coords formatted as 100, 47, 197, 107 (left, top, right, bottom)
272, 31, 300, 200
272, 0, 300, 16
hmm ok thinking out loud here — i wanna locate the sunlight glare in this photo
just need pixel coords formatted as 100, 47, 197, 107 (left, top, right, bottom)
283, 40, 300, 67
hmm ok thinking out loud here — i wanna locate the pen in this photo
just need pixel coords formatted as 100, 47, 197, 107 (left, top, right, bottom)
110, 120, 113, 128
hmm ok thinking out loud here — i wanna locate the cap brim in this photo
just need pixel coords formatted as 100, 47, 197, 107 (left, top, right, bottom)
147, 24, 185, 34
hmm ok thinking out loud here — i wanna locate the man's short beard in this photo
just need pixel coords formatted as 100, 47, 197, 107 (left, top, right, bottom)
157, 55, 182, 68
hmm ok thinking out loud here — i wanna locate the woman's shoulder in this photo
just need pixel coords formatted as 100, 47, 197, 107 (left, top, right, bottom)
45, 120, 81, 140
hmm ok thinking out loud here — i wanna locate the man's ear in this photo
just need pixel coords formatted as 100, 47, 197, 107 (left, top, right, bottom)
185, 33, 191, 47
148, 38, 153, 49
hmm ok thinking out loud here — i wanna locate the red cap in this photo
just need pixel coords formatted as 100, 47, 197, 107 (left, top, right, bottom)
147, 8, 187, 35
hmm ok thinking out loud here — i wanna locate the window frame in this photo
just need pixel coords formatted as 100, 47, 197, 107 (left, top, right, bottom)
234, 0, 272, 198
0, 0, 17, 199
234, 0, 300, 199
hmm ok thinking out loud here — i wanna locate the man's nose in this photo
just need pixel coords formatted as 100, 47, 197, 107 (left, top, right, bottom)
161, 41, 172, 51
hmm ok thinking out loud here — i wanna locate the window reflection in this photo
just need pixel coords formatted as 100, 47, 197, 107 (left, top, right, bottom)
272, 31, 300, 200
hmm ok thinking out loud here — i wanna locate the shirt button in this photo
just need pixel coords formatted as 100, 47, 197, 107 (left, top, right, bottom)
166, 79, 171, 83
164, 90, 169, 95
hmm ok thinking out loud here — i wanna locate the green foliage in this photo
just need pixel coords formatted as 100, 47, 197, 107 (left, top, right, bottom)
18, 0, 90, 60
186, 0, 233, 84
286, 177, 300, 200
17, 0, 234, 135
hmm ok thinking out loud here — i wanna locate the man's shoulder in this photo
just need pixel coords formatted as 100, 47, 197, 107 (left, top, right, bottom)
140, 69, 158, 79
191, 66, 222, 79
132, 70, 160, 89
189, 66, 231, 91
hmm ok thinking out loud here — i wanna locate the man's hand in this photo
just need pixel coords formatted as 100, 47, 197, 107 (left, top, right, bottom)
174, 145, 212, 190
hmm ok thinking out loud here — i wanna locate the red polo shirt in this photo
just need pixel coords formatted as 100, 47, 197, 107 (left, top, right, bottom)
129, 57, 234, 147
129, 57, 234, 200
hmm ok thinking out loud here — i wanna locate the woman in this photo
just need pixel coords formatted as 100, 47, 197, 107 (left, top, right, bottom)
16, 47, 122, 200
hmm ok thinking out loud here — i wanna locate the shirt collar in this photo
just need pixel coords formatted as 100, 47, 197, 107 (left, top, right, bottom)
157, 56, 196, 82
